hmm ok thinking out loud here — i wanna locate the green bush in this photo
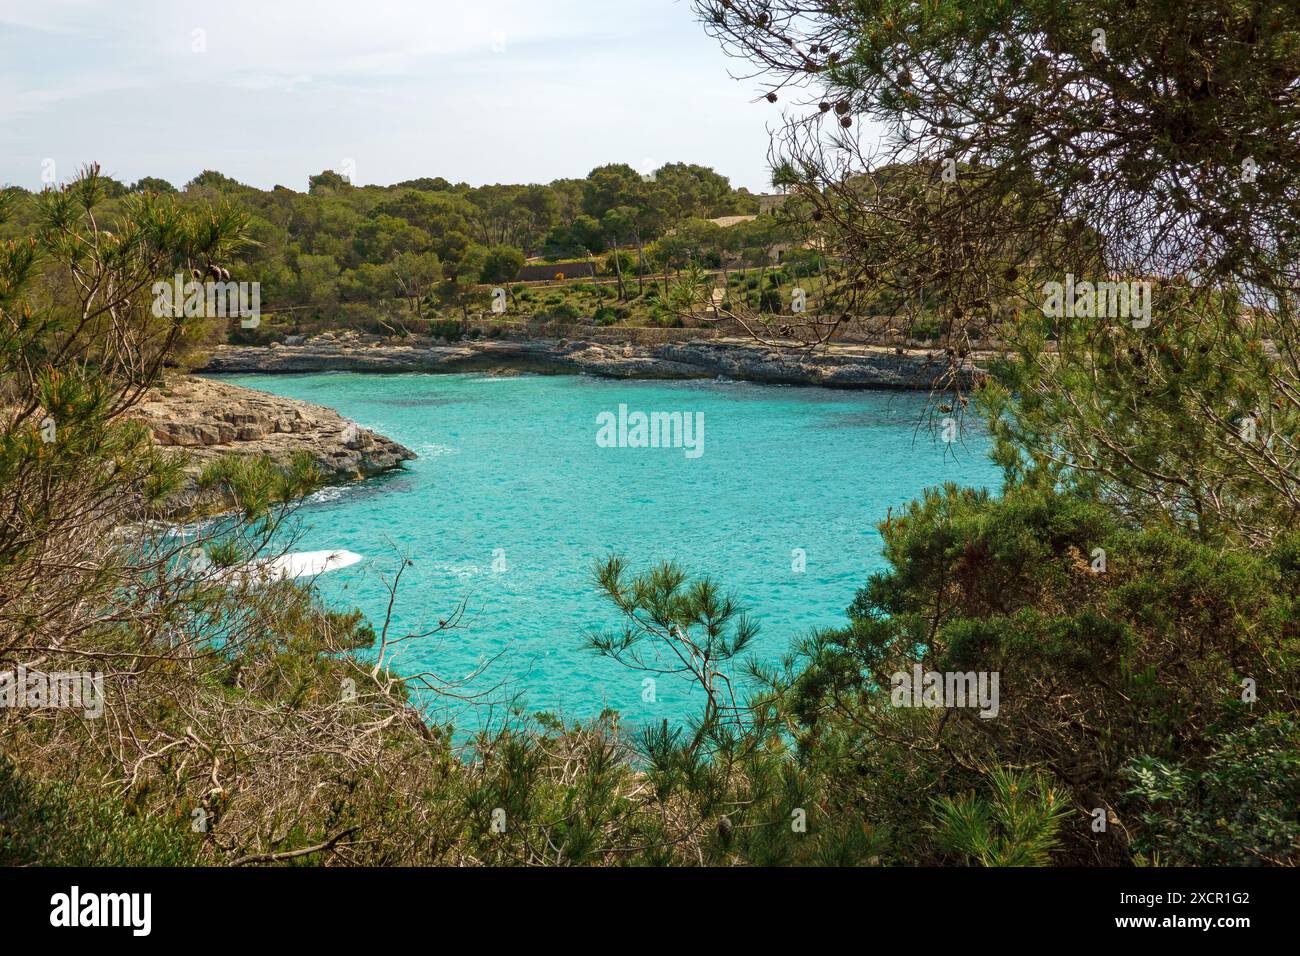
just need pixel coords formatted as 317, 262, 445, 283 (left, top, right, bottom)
543, 302, 581, 321
649, 304, 682, 327
786, 251, 825, 278
788, 483, 1299, 864
1122, 715, 1300, 865
603, 251, 633, 275
0, 759, 200, 866
430, 318, 463, 342
909, 315, 944, 341
479, 245, 526, 284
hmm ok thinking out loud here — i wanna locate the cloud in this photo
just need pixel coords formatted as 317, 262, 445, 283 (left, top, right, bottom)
0, 0, 777, 192
0, 0, 106, 33
0, 74, 143, 124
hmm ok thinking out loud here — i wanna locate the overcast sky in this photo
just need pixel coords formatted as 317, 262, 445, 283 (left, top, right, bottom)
0, 0, 784, 193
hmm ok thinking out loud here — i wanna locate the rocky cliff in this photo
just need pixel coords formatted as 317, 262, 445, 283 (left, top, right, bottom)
198, 333, 987, 390
133, 376, 416, 490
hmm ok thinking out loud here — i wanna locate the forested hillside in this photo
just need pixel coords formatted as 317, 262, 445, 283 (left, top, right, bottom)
0, 162, 788, 330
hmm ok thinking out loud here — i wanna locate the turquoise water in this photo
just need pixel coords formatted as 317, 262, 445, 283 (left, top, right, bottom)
216, 371, 999, 730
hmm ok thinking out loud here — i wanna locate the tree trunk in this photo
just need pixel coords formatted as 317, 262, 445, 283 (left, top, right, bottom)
612, 240, 626, 300
635, 237, 646, 296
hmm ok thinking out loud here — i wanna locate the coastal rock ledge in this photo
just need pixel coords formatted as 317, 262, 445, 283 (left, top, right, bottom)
133, 376, 416, 486
198, 337, 987, 390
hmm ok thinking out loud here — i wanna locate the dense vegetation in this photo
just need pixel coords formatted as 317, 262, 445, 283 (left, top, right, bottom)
1, 0, 1297, 866
0, 162, 809, 336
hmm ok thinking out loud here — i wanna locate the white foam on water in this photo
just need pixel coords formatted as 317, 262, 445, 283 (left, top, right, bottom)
434, 562, 484, 581
215, 549, 363, 585
417, 442, 459, 458
307, 485, 349, 504
276, 549, 363, 578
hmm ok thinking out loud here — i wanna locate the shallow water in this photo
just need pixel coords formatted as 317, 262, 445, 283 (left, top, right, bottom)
216, 371, 1000, 730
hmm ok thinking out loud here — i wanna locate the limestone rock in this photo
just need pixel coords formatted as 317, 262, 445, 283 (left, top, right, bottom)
198, 337, 988, 391
132, 376, 417, 489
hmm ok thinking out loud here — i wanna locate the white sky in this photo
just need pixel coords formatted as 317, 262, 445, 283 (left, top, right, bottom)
0, 0, 784, 192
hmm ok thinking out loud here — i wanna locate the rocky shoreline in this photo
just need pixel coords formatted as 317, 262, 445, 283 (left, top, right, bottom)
198, 334, 988, 391
133, 376, 416, 512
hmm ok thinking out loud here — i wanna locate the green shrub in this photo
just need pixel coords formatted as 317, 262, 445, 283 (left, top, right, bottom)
650, 304, 682, 328
0, 759, 200, 866
604, 251, 633, 276
430, 319, 463, 342
789, 483, 1299, 864
910, 315, 944, 341
544, 302, 581, 321
1122, 715, 1300, 865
